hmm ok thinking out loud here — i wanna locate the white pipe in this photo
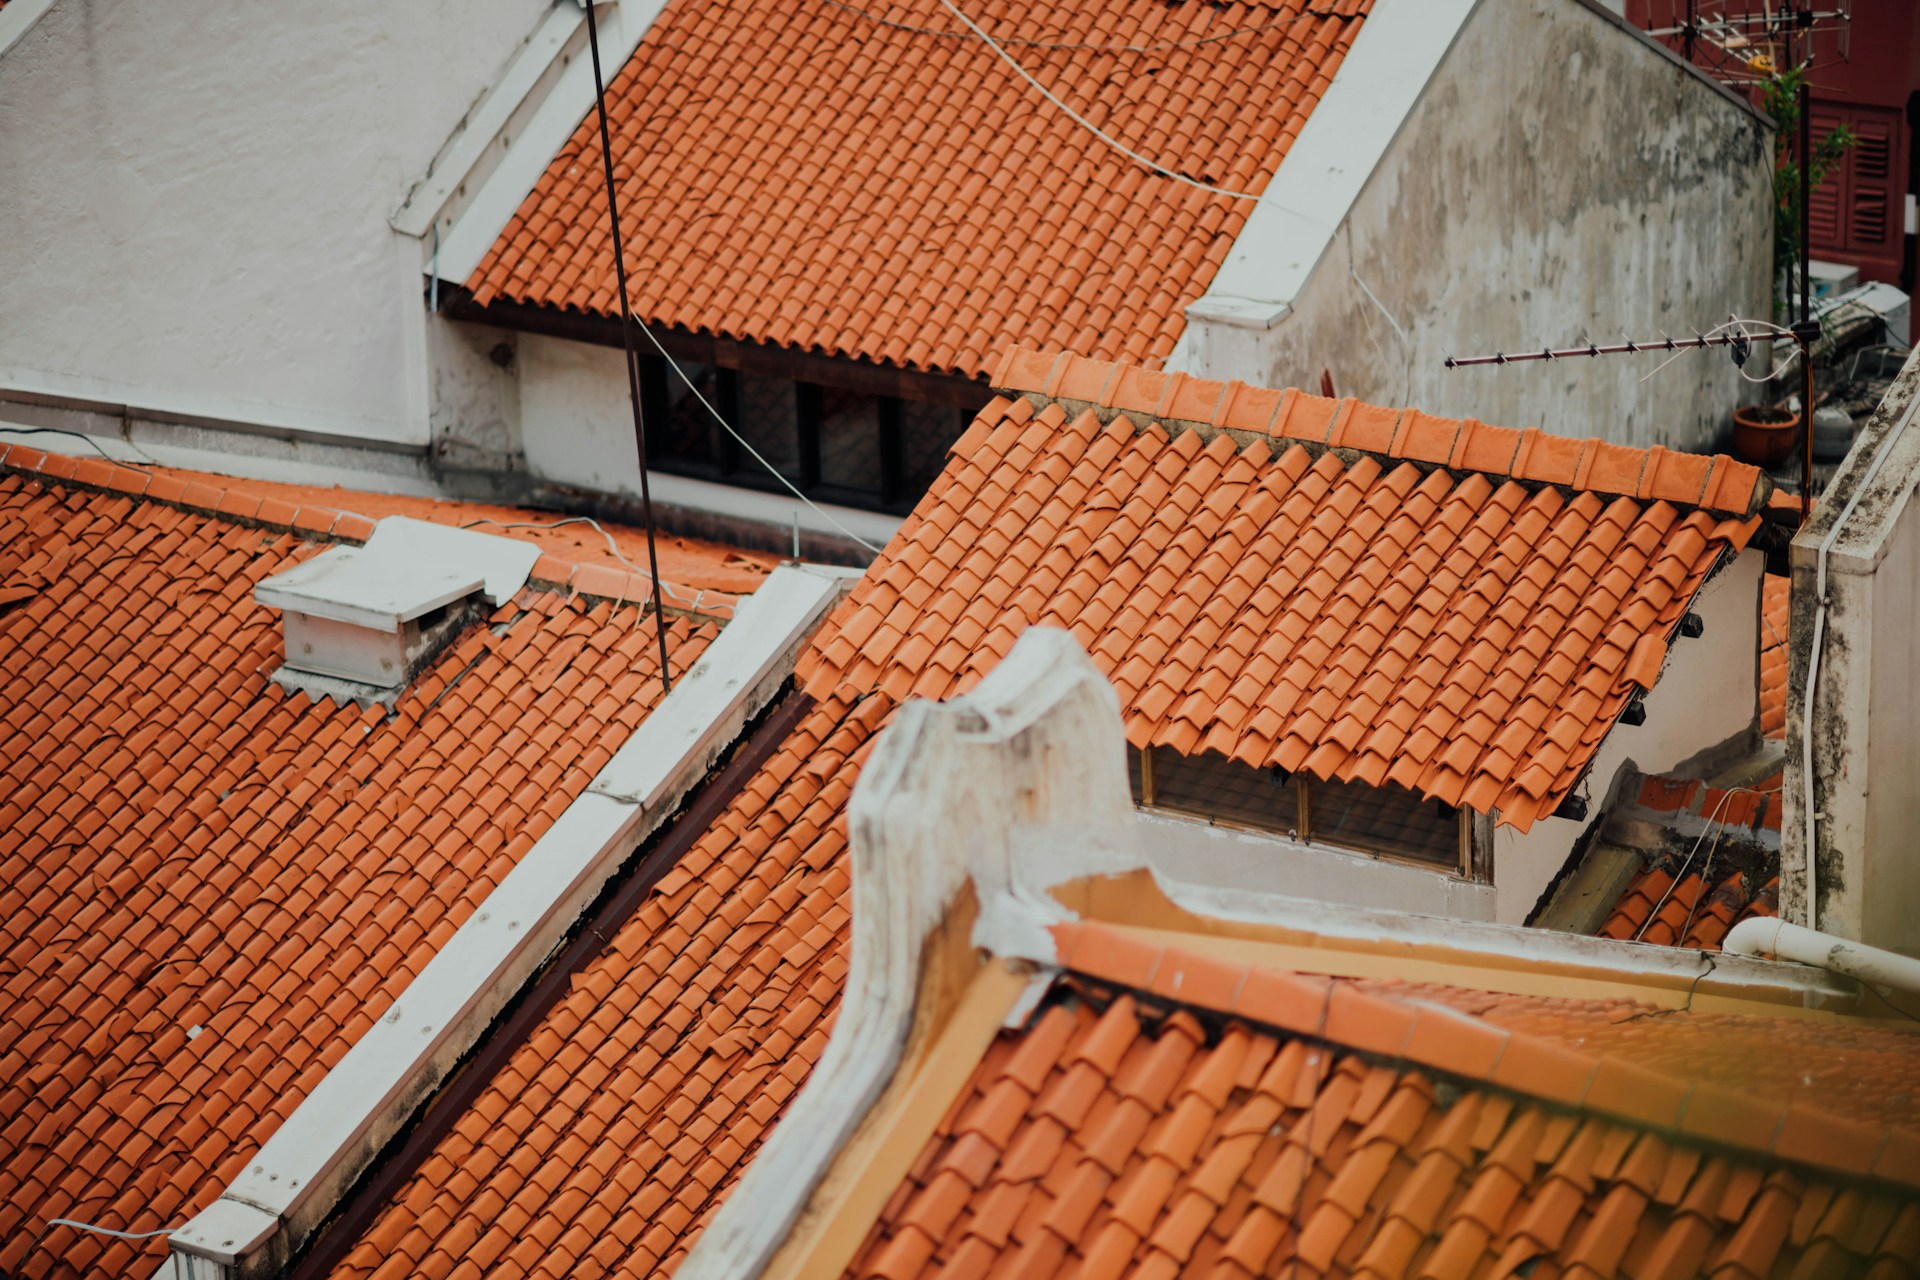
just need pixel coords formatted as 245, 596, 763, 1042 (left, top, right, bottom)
1799, 376, 1920, 930
1724, 917, 1920, 999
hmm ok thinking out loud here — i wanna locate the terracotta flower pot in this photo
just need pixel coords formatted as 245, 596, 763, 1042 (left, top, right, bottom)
1731, 404, 1802, 468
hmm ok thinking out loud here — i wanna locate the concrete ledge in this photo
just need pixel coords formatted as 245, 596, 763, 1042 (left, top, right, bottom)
169, 564, 850, 1274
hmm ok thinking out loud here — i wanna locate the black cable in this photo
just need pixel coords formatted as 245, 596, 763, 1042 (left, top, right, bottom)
1, 427, 154, 474
584, 1, 674, 695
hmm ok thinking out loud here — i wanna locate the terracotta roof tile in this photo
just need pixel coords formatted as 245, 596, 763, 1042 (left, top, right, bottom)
798, 352, 1764, 831
320, 689, 898, 1280
0, 452, 720, 1279
469, 0, 1373, 379
844, 927, 1920, 1280
1760, 572, 1789, 739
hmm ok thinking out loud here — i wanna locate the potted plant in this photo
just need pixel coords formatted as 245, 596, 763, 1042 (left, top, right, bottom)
1732, 401, 1801, 468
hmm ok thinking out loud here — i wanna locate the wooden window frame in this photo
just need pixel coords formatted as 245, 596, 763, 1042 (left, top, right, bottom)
1134, 745, 1487, 882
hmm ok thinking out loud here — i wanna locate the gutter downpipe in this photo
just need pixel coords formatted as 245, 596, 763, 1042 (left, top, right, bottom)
1724, 917, 1920, 1000
1798, 376, 1920, 930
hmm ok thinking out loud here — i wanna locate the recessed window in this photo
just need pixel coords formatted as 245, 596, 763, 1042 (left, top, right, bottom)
1130, 745, 1476, 876
637, 356, 982, 514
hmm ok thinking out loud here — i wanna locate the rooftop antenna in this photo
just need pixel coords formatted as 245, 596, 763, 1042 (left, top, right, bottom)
584, 0, 675, 691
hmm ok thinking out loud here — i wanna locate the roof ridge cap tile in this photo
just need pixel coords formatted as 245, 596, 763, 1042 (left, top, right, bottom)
988, 350, 1768, 517
0, 443, 672, 601
1047, 919, 1920, 1194
1, 443, 367, 543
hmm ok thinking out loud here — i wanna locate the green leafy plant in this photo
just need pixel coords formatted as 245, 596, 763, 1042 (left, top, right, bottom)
1762, 67, 1856, 312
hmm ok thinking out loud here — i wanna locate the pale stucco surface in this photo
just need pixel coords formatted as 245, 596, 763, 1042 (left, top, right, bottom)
0, 0, 547, 445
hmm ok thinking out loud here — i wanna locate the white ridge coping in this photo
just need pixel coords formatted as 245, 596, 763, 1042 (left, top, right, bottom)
430, 0, 673, 285
391, 3, 586, 238
1183, 0, 1479, 330
1154, 879, 1858, 1005
169, 563, 850, 1272
0, 0, 59, 60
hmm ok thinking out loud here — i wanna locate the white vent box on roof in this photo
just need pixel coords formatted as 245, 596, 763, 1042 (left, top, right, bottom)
255, 517, 539, 701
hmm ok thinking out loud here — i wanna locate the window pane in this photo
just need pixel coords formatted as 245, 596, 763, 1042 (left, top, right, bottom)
734, 374, 801, 480
901, 399, 968, 494
817, 386, 885, 494
649, 360, 717, 465
1149, 748, 1300, 836
1310, 776, 1459, 867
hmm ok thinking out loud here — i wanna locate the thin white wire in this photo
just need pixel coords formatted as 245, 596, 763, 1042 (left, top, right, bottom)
931, 0, 1266, 202
45, 1218, 181, 1242
619, 329, 885, 556
1637, 316, 1801, 386
1631, 782, 1780, 942
460, 516, 714, 611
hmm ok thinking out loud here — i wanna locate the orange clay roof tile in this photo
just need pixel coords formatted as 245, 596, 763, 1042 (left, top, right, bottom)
0, 448, 725, 1280
843, 923, 1920, 1280
469, 0, 1373, 380
794, 351, 1764, 831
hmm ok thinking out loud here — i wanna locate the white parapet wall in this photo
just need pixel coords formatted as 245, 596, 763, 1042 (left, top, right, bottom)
1785, 348, 1920, 949
168, 564, 849, 1275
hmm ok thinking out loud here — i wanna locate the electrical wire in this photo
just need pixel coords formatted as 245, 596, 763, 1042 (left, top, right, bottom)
931, 0, 1267, 201
44, 1220, 180, 1243
1632, 782, 1780, 943
0, 426, 158, 473
819, 0, 1354, 53
459, 515, 715, 612
1636, 315, 1800, 385
585, 0, 675, 692
623, 334, 886, 556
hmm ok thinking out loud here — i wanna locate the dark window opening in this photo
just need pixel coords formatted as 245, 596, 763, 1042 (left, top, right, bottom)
1130, 744, 1474, 876
638, 356, 980, 515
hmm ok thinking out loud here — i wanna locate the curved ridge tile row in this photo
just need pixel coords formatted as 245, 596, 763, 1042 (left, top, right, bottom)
0, 460, 712, 1280
798, 365, 1760, 831
469, 0, 1370, 378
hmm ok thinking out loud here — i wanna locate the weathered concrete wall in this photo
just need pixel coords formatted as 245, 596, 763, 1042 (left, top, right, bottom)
1182, 0, 1772, 450
0, 0, 545, 446
1785, 348, 1920, 950
1494, 548, 1763, 924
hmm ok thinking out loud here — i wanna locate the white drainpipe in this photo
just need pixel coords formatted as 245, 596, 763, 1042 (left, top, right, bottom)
1723, 917, 1920, 999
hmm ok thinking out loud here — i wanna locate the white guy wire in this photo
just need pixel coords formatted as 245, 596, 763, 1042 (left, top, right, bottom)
931, 0, 1266, 201
460, 515, 716, 611
1637, 316, 1801, 386
619, 329, 886, 556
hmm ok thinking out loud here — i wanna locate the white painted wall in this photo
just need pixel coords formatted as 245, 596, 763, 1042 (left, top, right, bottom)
517, 333, 904, 553
0, 0, 547, 446
1179, 0, 1773, 451
1495, 548, 1764, 923
1139, 811, 1497, 921
1785, 349, 1920, 950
